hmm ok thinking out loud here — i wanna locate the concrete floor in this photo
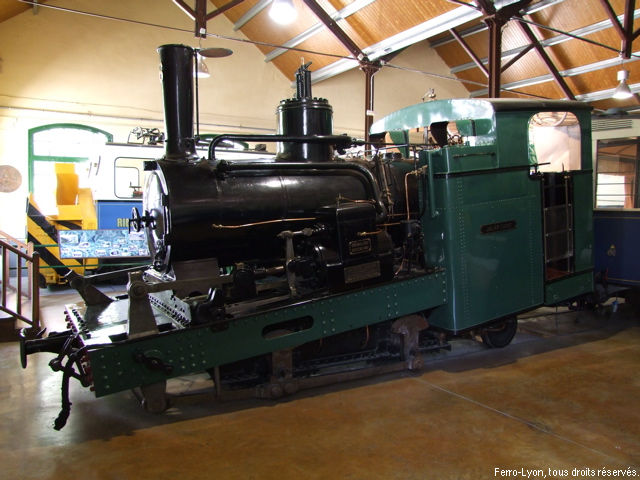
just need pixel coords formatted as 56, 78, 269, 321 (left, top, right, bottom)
1, 289, 639, 479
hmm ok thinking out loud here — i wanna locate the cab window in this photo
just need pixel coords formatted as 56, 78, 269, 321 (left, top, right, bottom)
528, 112, 581, 172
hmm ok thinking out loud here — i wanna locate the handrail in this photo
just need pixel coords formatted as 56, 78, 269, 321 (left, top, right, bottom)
0, 231, 40, 331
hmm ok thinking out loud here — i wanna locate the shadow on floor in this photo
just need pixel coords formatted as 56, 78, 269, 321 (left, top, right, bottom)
15, 301, 638, 445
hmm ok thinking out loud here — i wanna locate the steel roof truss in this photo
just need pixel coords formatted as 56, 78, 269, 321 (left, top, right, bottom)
302, 0, 364, 60
264, 0, 376, 62
500, 44, 534, 72
451, 9, 640, 74
174, 0, 245, 37
598, 0, 637, 58
450, 28, 489, 77
515, 17, 575, 99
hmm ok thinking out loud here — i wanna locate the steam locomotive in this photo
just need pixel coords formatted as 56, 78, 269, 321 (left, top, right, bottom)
20, 44, 594, 429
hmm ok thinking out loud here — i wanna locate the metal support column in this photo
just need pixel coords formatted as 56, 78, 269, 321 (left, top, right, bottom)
485, 16, 502, 98
361, 61, 381, 153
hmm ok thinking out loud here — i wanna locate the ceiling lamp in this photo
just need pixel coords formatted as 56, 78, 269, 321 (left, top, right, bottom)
196, 53, 210, 79
269, 0, 297, 25
613, 69, 633, 100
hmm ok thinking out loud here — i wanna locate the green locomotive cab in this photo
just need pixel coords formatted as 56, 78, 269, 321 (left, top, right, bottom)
371, 99, 594, 342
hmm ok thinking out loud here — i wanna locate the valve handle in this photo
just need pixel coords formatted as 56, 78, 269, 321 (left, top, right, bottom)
130, 207, 155, 233
130, 207, 142, 233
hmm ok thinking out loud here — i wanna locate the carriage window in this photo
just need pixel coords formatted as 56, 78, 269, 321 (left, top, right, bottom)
528, 112, 581, 172
114, 157, 145, 199
28, 124, 112, 214
595, 137, 639, 209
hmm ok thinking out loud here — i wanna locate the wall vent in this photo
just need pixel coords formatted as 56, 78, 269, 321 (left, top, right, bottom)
592, 118, 633, 131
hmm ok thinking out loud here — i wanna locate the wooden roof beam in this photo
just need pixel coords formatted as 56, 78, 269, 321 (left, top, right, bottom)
233, 0, 270, 30
446, 0, 480, 9
265, 0, 376, 62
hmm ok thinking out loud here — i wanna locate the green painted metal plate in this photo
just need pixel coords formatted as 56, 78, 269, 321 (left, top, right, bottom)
88, 273, 447, 397
544, 271, 593, 305
423, 168, 544, 332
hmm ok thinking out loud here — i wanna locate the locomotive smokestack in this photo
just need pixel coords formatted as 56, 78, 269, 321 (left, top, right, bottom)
158, 44, 197, 160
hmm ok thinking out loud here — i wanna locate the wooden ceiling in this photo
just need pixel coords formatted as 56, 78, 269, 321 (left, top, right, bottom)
3, 0, 640, 112
207, 0, 640, 112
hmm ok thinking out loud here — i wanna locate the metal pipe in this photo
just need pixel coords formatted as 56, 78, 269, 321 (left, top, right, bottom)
31, 251, 40, 330
207, 133, 357, 160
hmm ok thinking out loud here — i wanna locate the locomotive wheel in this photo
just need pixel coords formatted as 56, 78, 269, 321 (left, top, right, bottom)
481, 317, 517, 348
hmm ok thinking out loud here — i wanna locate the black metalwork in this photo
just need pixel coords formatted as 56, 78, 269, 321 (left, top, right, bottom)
157, 44, 197, 160
277, 62, 335, 162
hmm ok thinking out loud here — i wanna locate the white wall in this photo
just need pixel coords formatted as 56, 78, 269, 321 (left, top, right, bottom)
0, 0, 466, 239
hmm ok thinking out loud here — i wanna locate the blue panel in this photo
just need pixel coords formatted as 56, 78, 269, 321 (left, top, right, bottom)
97, 201, 142, 229
593, 210, 640, 285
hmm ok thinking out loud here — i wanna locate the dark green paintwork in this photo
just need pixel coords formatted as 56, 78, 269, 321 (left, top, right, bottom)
572, 171, 595, 272
422, 160, 544, 332
544, 271, 593, 305
89, 273, 447, 396
370, 99, 497, 145
373, 98, 593, 333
